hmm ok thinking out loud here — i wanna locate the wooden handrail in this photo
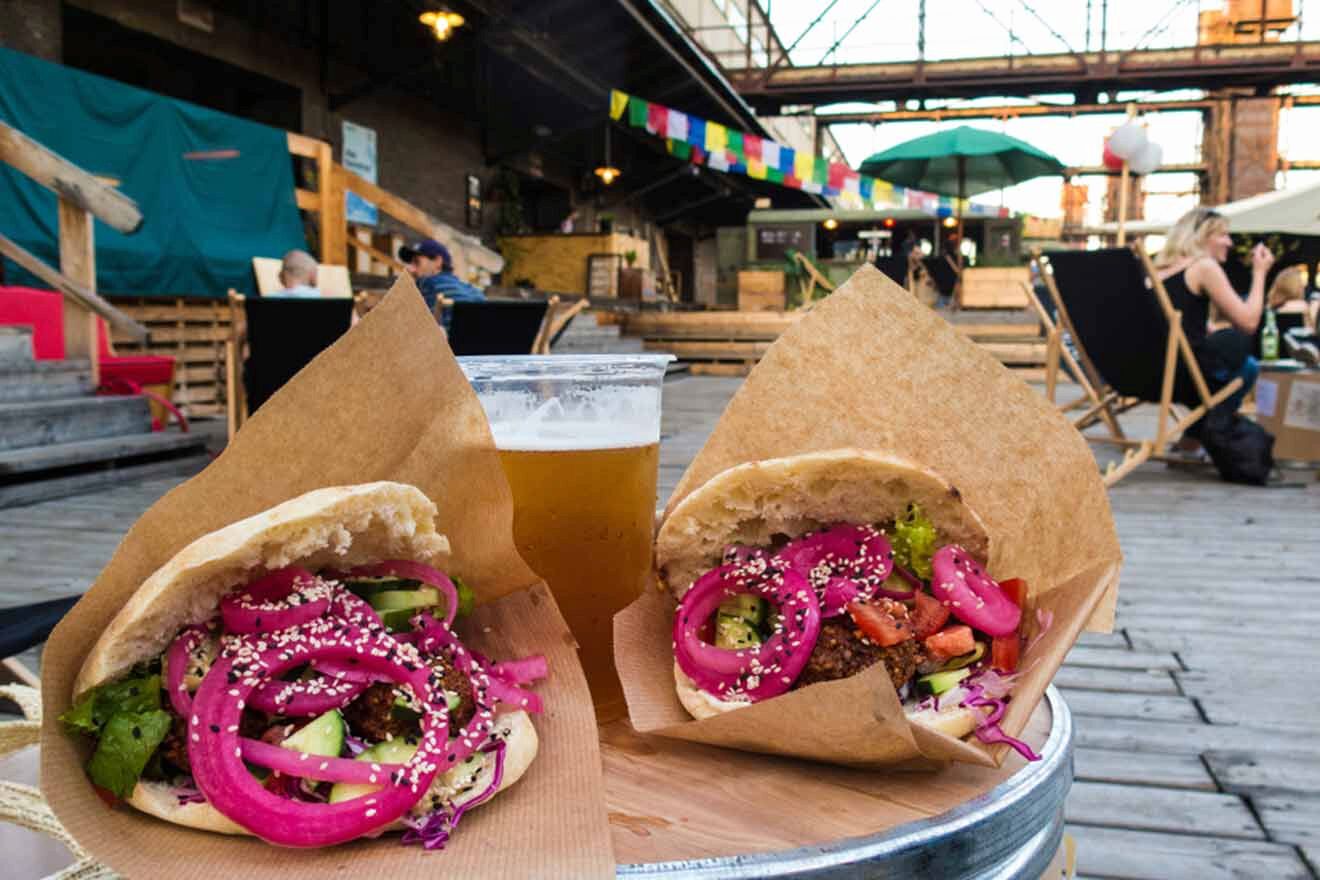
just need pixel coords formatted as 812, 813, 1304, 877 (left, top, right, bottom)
0, 120, 143, 234
0, 231, 147, 340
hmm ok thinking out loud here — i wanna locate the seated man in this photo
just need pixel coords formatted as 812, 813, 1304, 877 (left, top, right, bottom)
398, 238, 485, 326
275, 249, 321, 297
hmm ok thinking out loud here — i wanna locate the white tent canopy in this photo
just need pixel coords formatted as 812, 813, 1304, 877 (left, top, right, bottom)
1096, 178, 1320, 237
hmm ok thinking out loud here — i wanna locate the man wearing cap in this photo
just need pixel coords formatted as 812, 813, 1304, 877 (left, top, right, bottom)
398, 238, 485, 326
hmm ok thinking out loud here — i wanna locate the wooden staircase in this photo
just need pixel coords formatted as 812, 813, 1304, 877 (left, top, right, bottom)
0, 122, 208, 506
0, 327, 207, 508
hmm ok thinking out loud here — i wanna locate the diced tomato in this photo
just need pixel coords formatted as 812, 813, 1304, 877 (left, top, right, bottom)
909, 590, 951, 639
991, 632, 1021, 672
990, 578, 1025, 672
847, 601, 914, 647
998, 578, 1028, 608
92, 783, 119, 807
923, 624, 975, 660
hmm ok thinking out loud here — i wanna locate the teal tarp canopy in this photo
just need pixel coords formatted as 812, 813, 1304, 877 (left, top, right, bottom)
0, 47, 308, 297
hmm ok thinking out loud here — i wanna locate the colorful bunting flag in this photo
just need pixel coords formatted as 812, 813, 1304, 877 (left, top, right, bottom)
610, 89, 628, 121
647, 102, 668, 137
615, 89, 986, 218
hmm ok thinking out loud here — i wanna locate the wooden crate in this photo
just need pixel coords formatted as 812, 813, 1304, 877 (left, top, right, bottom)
957, 267, 1030, 309
108, 297, 232, 417
737, 270, 785, 312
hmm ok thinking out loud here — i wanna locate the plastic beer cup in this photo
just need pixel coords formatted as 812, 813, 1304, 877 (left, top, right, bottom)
458, 354, 673, 721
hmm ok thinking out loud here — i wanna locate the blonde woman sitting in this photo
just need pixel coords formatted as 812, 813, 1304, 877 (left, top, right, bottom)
1153, 208, 1274, 439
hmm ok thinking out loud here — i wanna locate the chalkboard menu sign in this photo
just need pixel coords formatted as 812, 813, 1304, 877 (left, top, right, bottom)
586, 253, 622, 297
754, 224, 813, 261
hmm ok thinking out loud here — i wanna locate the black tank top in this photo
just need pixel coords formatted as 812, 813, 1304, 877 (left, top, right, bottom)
1162, 269, 1209, 348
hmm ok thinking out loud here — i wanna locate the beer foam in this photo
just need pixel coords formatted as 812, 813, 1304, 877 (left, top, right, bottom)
477, 387, 662, 450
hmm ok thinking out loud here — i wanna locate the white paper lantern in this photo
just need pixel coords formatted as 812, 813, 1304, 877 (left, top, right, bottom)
1128, 140, 1163, 176
1107, 122, 1147, 161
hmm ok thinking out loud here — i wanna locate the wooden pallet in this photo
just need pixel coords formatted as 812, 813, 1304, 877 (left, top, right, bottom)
107, 297, 231, 417
630, 312, 1046, 377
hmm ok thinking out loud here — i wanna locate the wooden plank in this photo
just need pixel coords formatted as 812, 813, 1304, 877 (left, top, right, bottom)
295, 187, 320, 212
286, 131, 323, 159
57, 197, 99, 379
0, 231, 147, 341
1203, 752, 1320, 797
319, 143, 347, 265
644, 340, 774, 360
136, 325, 231, 343
978, 341, 1048, 365
336, 163, 430, 238
1126, 629, 1314, 656
1253, 794, 1320, 846
1059, 689, 1202, 722
687, 362, 754, 377
1076, 631, 1130, 649
1064, 646, 1181, 670
0, 119, 142, 233
1053, 666, 1179, 694
1066, 825, 1311, 880
1075, 717, 1320, 760
1073, 748, 1218, 790
1065, 781, 1263, 839
952, 322, 1042, 338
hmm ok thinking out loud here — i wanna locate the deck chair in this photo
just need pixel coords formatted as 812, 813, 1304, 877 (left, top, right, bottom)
225, 291, 354, 439
531, 296, 589, 354
447, 300, 550, 356
1039, 244, 1244, 486
251, 257, 353, 298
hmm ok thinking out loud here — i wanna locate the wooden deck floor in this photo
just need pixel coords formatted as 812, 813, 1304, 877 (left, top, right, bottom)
4, 375, 1319, 879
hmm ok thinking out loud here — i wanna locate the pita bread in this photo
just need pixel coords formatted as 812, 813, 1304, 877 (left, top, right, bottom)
69, 481, 538, 839
657, 450, 993, 739
656, 449, 991, 597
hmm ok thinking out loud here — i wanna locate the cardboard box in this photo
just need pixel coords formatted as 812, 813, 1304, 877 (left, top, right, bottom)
1255, 367, 1320, 461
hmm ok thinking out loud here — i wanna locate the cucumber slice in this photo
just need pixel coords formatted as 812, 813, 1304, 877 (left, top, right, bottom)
715, 616, 761, 649
717, 594, 767, 626
940, 642, 986, 672
280, 709, 345, 758
453, 577, 475, 619
327, 739, 418, 803
368, 588, 441, 612
342, 576, 422, 597
918, 667, 972, 695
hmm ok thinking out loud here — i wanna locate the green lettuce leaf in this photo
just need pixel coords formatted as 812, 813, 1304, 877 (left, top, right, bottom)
86, 709, 172, 800
59, 673, 162, 736
892, 503, 938, 580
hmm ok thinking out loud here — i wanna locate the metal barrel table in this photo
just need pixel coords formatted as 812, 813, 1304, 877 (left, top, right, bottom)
607, 686, 1072, 880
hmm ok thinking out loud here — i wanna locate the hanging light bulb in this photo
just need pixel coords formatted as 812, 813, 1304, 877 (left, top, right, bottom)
594, 123, 621, 186
823, 217, 840, 230
419, 10, 465, 42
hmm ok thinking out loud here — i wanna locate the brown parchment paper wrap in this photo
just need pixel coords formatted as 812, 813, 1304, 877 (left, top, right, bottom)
616, 265, 1122, 768
39, 277, 613, 879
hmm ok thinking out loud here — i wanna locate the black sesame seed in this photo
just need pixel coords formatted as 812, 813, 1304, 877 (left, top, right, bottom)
132, 726, 142, 739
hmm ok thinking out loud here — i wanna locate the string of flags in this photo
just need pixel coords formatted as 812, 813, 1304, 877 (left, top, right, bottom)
609, 89, 1010, 218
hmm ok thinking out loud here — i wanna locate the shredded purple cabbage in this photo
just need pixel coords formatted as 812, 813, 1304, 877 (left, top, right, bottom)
958, 673, 1041, 762
344, 734, 368, 757
174, 781, 206, 806
401, 740, 507, 851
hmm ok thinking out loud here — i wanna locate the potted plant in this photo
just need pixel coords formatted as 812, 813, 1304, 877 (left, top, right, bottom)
619, 249, 645, 301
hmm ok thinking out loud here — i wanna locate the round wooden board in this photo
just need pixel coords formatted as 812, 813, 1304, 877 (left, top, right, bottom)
602, 699, 1053, 867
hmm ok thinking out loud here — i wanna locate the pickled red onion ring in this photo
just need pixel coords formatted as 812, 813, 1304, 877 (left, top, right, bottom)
930, 545, 1021, 637
248, 673, 369, 716
775, 524, 895, 617
673, 563, 821, 701
165, 625, 208, 717
220, 567, 330, 634
239, 738, 405, 784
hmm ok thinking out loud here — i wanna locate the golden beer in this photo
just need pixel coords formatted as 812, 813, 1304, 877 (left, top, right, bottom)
497, 441, 659, 721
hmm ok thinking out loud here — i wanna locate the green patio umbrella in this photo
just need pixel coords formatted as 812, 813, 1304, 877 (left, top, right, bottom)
860, 126, 1065, 268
